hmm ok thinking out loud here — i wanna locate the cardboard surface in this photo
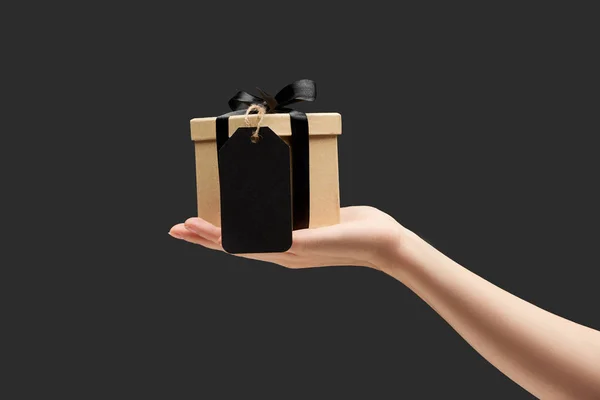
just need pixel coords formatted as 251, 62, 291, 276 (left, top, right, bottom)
191, 113, 342, 141
191, 112, 341, 229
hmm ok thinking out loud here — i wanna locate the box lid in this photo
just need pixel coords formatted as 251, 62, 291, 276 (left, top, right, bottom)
191, 112, 341, 142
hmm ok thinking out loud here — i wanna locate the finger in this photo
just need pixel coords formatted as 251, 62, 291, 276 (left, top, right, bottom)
290, 225, 344, 254
340, 206, 362, 222
169, 223, 189, 239
170, 224, 223, 251
184, 217, 222, 242
339, 206, 374, 222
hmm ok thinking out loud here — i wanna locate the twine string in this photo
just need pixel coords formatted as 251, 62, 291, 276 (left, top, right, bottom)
244, 104, 266, 143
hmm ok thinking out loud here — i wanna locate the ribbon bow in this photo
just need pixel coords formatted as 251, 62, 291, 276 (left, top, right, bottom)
227, 79, 317, 113
215, 79, 316, 230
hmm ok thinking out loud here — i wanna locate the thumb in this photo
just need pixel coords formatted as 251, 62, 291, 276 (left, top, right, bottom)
290, 224, 360, 255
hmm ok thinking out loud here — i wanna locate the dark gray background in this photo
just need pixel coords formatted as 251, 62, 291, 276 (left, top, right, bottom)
9, 2, 600, 399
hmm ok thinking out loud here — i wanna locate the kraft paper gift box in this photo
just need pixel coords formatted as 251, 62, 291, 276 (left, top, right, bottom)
189, 80, 341, 252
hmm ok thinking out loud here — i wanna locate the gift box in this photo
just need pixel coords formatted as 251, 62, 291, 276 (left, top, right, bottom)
189, 80, 342, 253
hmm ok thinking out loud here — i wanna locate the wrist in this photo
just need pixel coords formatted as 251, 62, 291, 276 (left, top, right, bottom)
371, 225, 428, 277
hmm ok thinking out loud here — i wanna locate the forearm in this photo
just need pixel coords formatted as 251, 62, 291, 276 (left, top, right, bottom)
377, 229, 600, 399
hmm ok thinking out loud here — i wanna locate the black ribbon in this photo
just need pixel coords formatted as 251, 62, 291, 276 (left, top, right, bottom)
216, 79, 316, 230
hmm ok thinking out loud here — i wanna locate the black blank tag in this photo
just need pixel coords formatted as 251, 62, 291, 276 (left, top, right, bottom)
218, 127, 292, 254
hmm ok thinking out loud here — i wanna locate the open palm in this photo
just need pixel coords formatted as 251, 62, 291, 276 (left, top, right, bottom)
169, 206, 403, 270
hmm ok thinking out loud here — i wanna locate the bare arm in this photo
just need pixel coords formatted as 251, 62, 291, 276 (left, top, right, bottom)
381, 228, 600, 399
170, 206, 600, 399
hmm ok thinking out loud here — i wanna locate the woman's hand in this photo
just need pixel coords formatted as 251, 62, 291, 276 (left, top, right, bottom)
169, 206, 405, 270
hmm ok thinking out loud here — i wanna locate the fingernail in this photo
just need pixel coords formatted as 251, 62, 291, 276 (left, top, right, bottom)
169, 231, 182, 239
